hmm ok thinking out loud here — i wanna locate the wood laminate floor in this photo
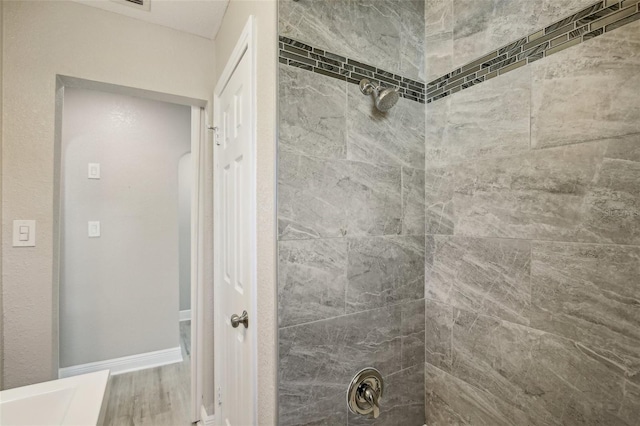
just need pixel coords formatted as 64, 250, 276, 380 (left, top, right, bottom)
104, 321, 192, 426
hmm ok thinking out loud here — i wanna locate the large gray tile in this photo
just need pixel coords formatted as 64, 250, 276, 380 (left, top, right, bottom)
427, 137, 640, 244
424, 299, 453, 371
347, 85, 425, 170
531, 241, 640, 386
619, 380, 640, 426
278, 152, 349, 240
426, 236, 531, 325
346, 235, 424, 313
279, 0, 352, 60
279, 379, 346, 426
578, 135, 640, 245
279, 64, 347, 160
425, 66, 531, 166
279, 305, 403, 425
425, 0, 453, 36
531, 20, 640, 149
401, 299, 426, 369
425, 362, 532, 426
450, 309, 630, 425
348, 0, 402, 74
346, 161, 403, 237
279, 0, 405, 77
424, 165, 455, 235
349, 364, 425, 426
278, 239, 347, 327
401, 167, 425, 236
399, 0, 426, 81
452, 0, 598, 69
425, 31, 454, 82
278, 154, 402, 240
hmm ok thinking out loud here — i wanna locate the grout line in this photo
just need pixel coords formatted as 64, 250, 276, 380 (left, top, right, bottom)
279, 298, 426, 331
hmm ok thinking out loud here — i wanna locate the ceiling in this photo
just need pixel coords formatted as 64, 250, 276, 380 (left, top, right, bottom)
73, 0, 230, 40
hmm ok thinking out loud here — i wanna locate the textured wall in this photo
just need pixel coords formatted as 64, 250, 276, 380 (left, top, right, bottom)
277, 1, 426, 424
424, 1, 640, 424
60, 88, 190, 367
1, 0, 214, 389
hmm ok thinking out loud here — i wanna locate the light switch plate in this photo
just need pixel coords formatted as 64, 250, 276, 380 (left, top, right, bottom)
88, 163, 101, 179
88, 221, 101, 238
13, 220, 36, 247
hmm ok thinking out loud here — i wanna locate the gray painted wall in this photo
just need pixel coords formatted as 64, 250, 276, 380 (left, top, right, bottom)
277, 1, 426, 424
424, 1, 640, 424
60, 87, 190, 367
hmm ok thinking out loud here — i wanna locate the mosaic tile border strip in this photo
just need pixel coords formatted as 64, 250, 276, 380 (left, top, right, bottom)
427, 0, 640, 103
278, 36, 427, 104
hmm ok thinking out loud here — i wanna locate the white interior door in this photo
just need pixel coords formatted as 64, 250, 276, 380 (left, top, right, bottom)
213, 16, 256, 426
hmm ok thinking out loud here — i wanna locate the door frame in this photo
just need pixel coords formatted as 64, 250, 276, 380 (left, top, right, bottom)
53, 76, 207, 424
191, 105, 206, 422
212, 14, 258, 423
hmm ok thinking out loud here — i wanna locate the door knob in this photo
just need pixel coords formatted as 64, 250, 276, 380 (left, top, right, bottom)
230, 310, 249, 328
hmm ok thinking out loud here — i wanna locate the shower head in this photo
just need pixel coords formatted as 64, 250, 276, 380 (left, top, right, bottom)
359, 79, 400, 112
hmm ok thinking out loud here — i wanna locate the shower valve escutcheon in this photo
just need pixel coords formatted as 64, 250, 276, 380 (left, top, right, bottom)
347, 368, 384, 419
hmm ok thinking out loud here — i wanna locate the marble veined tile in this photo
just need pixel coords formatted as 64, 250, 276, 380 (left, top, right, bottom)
278, 239, 347, 328
279, 0, 352, 60
424, 299, 453, 371
426, 0, 453, 36
346, 235, 424, 313
279, 64, 347, 160
425, 362, 533, 426
531, 241, 640, 386
279, 305, 403, 425
401, 167, 425, 236
426, 236, 531, 325
426, 137, 640, 244
347, 85, 425, 170
401, 299, 426, 369
345, 160, 403, 237
278, 153, 402, 240
424, 165, 455, 235
531, 20, 640, 149
425, 31, 454, 83
425, 0, 454, 81
452, 0, 598, 69
426, 66, 531, 166
279, 0, 414, 79
349, 364, 425, 426
399, 0, 426, 81
278, 152, 349, 240
619, 380, 640, 426
450, 309, 631, 425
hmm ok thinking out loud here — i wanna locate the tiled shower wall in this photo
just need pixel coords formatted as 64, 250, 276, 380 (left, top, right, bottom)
424, 0, 640, 425
277, 1, 426, 425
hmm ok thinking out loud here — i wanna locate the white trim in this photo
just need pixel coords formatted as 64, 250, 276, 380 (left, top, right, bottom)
180, 309, 192, 322
58, 347, 182, 378
198, 405, 215, 426
213, 15, 258, 425
191, 105, 206, 423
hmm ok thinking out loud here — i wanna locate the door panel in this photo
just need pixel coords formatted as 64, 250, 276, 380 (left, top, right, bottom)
214, 47, 254, 426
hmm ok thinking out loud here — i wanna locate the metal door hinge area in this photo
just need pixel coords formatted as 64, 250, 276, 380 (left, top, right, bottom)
208, 125, 220, 145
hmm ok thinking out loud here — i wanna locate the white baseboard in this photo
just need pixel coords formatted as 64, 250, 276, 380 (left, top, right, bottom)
59, 346, 183, 378
199, 405, 215, 426
180, 309, 192, 322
